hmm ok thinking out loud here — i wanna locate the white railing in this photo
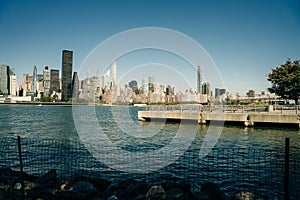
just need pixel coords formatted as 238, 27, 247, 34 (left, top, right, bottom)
145, 104, 300, 114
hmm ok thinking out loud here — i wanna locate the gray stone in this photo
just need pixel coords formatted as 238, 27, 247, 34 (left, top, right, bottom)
200, 182, 227, 200
234, 191, 268, 200
35, 169, 57, 184
107, 194, 118, 200
145, 185, 166, 200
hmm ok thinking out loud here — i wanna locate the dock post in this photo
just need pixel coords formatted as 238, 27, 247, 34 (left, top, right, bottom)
284, 138, 290, 200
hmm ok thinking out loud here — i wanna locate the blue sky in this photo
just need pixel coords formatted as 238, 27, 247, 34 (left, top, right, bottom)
0, 0, 299, 95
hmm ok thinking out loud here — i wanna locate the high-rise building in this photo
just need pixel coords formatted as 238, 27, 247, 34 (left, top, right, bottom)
112, 61, 117, 88
197, 65, 202, 94
148, 77, 155, 93
50, 69, 60, 94
0, 64, 15, 96
0, 64, 9, 96
43, 66, 50, 97
22, 73, 33, 96
9, 74, 17, 96
101, 70, 110, 90
247, 90, 255, 97
202, 82, 210, 95
72, 72, 79, 98
215, 88, 226, 98
32, 65, 38, 97
61, 50, 73, 101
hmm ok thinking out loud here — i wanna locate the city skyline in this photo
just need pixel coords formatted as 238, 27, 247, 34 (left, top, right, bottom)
0, 0, 300, 95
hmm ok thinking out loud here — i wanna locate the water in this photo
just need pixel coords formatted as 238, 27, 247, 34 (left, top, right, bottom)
0, 105, 299, 199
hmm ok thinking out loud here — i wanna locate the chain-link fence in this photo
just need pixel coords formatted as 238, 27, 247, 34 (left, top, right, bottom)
0, 136, 299, 199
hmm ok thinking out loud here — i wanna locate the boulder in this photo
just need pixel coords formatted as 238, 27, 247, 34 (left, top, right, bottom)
200, 182, 227, 200
234, 191, 268, 200
145, 185, 166, 200
35, 169, 57, 184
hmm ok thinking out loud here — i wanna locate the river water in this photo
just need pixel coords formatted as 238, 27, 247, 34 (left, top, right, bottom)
0, 105, 299, 199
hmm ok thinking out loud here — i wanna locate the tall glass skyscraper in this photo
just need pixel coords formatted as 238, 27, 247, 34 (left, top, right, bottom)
32, 65, 38, 97
197, 65, 202, 94
61, 50, 73, 101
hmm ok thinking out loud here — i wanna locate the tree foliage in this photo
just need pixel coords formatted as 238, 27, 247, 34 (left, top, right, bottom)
268, 59, 300, 104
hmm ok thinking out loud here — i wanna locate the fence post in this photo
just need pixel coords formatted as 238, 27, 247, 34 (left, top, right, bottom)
17, 136, 25, 199
284, 138, 290, 200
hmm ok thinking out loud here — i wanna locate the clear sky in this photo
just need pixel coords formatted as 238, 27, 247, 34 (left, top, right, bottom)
0, 0, 299, 95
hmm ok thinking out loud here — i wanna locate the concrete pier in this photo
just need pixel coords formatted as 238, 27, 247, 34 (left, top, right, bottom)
138, 105, 300, 128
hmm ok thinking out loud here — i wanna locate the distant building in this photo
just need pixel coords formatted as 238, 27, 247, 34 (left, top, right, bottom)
50, 69, 60, 94
148, 77, 155, 93
101, 70, 110, 90
72, 72, 79, 98
0, 65, 15, 96
61, 50, 73, 101
112, 62, 117, 88
215, 88, 226, 98
197, 65, 202, 94
43, 66, 50, 97
247, 90, 255, 97
9, 74, 17, 96
129, 80, 138, 94
202, 82, 210, 95
32, 65, 38, 97
22, 73, 33, 96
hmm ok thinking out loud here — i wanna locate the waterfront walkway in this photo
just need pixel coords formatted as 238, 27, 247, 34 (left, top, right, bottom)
138, 105, 300, 128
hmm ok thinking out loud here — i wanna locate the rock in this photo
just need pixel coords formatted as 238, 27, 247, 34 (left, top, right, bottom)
35, 169, 57, 184
116, 178, 138, 190
69, 180, 97, 192
234, 191, 268, 200
145, 185, 166, 200
107, 194, 119, 200
125, 180, 149, 196
175, 191, 197, 200
161, 180, 190, 193
24, 180, 40, 190
55, 190, 85, 200
60, 177, 111, 192
201, 182, 227, 200
166, 188, 183, 199
13, 182, 22, 190
101, 189, 113, 199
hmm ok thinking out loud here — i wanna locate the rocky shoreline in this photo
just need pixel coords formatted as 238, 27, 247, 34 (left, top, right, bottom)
0, 168, 268, 200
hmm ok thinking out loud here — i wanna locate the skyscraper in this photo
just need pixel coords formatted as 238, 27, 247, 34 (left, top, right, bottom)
112, 61, 117, 88
0, 64, 9, 95
197, 65, 202, 94
9, 74, 17, 96
72, 72, 79, 98
101, 70, 110, 90
43, 66, 50, 97
148, 76, 155, 93
202, 82, 210, 95
32, 65, 38, 97
50, 69, 60, 94
61, 50, 73, 101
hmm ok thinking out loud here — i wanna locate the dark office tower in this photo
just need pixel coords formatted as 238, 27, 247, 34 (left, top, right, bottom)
72, 72, 79, 98
197, 66, 202, 94
215, 88, 226, 98
61, 50, 73, 101
202, 82, 210, 95
50, 69, 60, 94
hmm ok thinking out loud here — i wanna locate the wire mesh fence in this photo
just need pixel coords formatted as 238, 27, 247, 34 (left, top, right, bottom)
0, 136, 299, 199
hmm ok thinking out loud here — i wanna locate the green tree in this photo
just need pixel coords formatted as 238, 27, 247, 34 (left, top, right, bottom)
268, 59, 300, 104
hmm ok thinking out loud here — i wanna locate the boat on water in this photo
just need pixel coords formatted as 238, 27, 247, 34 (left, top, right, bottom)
133, 103, 147, 107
